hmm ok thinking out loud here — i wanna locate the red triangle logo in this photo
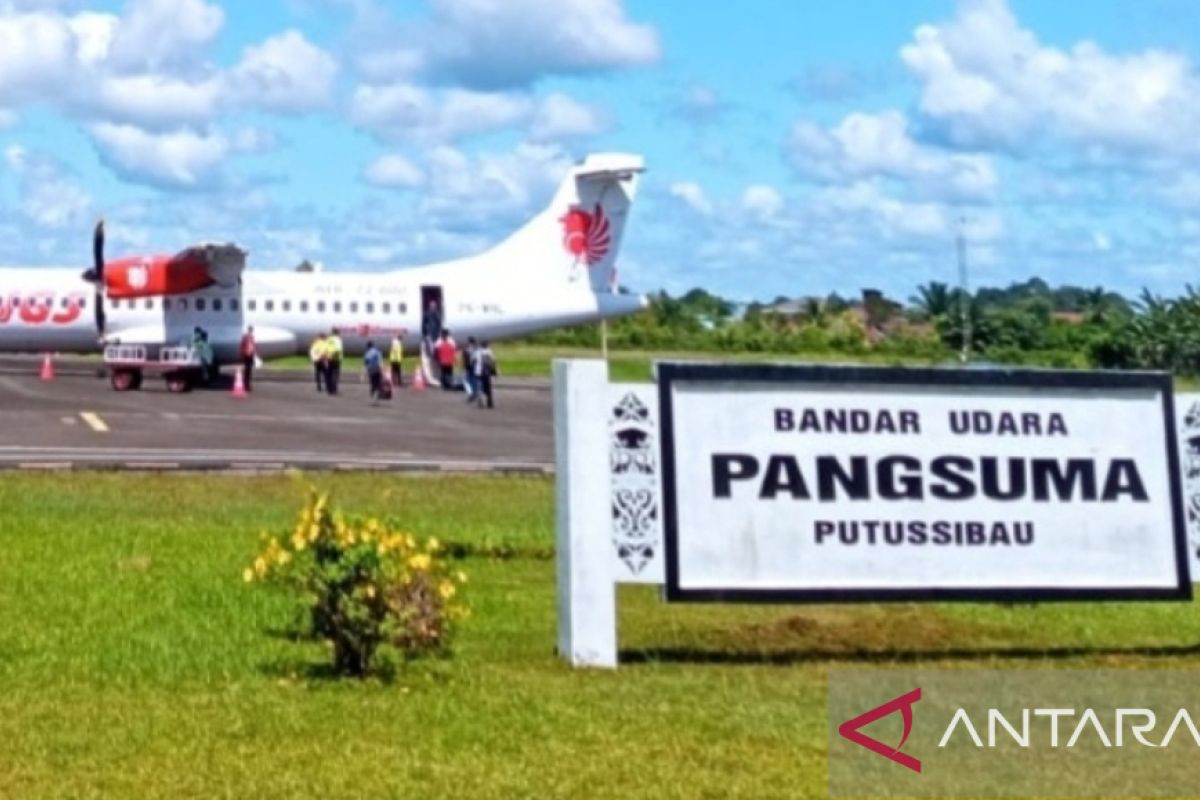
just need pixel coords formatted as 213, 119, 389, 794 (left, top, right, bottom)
838, 688, 923, 773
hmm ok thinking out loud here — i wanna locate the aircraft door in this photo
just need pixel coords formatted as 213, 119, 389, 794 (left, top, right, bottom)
420, 285, 444, 346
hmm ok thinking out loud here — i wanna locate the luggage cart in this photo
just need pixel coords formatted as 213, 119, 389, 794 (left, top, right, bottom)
104, 344, 205, 393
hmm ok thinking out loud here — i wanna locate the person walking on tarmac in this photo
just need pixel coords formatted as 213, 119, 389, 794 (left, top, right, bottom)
472, 340, 497, 409
461, 336, 478, 402
326, 327, 344, 395
388, 334, 404, 388
310, 333, 328, 392
435, 329, 457, 390
363, 340, 384, 405
240, 326, 257, 392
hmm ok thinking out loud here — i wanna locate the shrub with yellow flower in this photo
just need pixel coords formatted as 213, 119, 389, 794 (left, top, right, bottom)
244, 490, 468, 677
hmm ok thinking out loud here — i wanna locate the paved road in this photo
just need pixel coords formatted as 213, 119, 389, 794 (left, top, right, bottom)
0, 368, 554, 472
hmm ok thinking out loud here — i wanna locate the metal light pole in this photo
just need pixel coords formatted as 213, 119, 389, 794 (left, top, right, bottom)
957, 217, 972, 364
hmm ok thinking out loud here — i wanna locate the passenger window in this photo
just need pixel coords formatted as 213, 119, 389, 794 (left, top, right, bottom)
145, 299, 154, 310
300, 301, 309, 312
400, 303, 407, 314
78, 297, 86, 309
213, 299, 223, 312
366, 302, 375, 314
382, 302, 391, 314
230, 299, 239, 311
265, 300, 274, 312
333, 302, 342, 313
248, 300, 256, 311
350, 302, 359, 313
317, 301, 326, 313
178, 299, 188, 311
282, 301, 291, 312
163, 298, 172, 311
196, 298, 207, 311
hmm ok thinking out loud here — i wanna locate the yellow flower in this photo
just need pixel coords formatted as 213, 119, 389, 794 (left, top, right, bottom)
242, 568, 254, 583
253, 556, 267, 576
277, 551, 291, 566
408, 553, 432, 571
455, 570, 468, 584
438, 581, 456, 600
365, 585, 377, 599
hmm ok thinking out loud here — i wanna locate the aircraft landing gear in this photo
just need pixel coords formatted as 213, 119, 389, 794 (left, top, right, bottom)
111, 368, 143, 392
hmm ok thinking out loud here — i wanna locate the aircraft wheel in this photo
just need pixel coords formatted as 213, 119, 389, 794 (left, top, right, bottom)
165, 372, 192, 394
111, 369, 141, 392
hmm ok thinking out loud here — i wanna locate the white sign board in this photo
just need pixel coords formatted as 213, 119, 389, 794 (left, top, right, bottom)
659, 364, 1191, 602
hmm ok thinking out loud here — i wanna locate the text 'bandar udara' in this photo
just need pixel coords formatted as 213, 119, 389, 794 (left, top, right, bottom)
711, 455, 1149, 502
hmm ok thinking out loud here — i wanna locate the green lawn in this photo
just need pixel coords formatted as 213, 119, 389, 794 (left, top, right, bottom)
267, 344, 948, 382
0, 473, 1198, 798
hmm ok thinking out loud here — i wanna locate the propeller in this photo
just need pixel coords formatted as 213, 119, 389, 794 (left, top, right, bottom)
90, 219, 106, 338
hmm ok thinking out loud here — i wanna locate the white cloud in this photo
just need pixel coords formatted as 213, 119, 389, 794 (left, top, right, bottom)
901, 0, 1200, 156
742, 185, 783, 217
0, 3, 336, 188
352, 83, 605, 144
351, 83, 530, 142
354, 0, 660, 89
89, 123, 230, 189
528, 93, 609, 141
364, 153, 425, 189
789, 110, 998, 201
674, 83, 723, 124
0, 10, 78, 101
4, 145, 92, 228
814, 180, 951, 240
105, 0, 224, 73
230, 30, 338, 113
418, 142, 573, 224
91, 74, 223, 129
669, 181, 713, 216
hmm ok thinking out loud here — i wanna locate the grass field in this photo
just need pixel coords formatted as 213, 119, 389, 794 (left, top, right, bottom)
267, 343, 951, 383
1, 473, 1198, 799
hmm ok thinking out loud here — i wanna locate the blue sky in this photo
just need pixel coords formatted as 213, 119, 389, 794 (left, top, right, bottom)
3, 0, 1200, 301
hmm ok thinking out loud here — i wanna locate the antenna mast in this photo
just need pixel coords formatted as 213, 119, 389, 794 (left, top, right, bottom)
956, 217, 972, 364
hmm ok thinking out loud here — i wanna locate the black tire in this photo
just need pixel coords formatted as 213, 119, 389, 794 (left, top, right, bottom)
111, 369, 140, 392
165, 372, 192, 394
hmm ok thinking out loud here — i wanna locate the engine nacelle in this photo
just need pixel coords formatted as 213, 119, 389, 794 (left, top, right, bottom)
104, 243, 246, 299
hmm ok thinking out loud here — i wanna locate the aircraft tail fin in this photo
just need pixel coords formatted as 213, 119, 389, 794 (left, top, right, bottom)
491, 153, 644, 293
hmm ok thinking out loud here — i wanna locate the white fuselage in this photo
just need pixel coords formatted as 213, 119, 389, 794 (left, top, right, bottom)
0, 261, 645, 363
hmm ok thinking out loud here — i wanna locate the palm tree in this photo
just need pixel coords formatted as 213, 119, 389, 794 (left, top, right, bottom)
910, 281, 954, 320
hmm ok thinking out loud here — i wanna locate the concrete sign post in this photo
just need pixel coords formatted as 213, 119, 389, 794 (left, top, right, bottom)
554, 359, 618, 668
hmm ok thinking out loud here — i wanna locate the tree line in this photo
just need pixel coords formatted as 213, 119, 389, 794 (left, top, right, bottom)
522, 278, 1200, 375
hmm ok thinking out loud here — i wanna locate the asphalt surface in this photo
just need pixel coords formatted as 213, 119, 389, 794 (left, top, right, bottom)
0, 362, 554, 473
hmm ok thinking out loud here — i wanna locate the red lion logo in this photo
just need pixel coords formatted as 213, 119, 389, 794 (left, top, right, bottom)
560, 204, 611, 266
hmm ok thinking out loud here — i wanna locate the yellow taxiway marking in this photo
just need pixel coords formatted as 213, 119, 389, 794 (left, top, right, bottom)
80, 412, 109, 433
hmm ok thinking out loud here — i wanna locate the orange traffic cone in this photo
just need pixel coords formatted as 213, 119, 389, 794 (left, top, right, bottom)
412, 364, 427, 392
40, 353, 54, 382
231, 366, 248, 398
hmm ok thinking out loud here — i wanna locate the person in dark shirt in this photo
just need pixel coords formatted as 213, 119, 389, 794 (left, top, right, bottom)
363, 341, 384, 404
422, 301, 442, 358
239, 326, 256, 392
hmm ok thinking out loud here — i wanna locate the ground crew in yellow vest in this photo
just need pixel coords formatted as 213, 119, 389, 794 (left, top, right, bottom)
310, 333, 328, 393
326, 329, 344, 395
388, 335, 404, 388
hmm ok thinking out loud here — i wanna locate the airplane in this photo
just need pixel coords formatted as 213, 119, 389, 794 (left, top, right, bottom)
0, 153, 647, 392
